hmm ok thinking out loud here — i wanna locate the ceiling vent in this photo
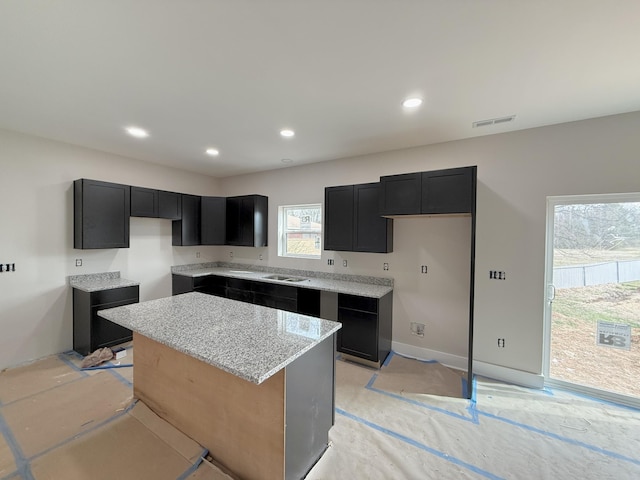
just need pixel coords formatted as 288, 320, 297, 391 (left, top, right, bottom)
472, 115, 516, 128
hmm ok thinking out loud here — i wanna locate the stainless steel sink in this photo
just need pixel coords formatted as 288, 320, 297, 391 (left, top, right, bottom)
263, 274, 307, 282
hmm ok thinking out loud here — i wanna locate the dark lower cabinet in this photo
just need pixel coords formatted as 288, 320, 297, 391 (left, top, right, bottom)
74, 179, 130, 249
171, 273, 392, 366
73, 286, 138, 356
337, 291, 392, 365
172, 194, 201, 246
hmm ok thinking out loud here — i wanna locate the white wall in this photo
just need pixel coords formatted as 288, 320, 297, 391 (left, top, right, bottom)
0, 130, 220, 369
220, 111, 640, 382
2, 110, 639, 383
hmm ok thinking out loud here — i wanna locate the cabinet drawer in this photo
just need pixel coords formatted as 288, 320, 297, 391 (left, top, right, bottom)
91, 286, 139, 305
226, 288, 253, 303
252, 281, 297, 299
338, 294, 378, 313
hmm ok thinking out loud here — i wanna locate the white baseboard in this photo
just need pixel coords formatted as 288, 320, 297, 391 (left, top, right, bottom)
391, 341, 545, 390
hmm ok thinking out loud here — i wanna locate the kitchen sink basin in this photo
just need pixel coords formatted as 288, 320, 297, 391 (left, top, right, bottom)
263, 274, 307, 282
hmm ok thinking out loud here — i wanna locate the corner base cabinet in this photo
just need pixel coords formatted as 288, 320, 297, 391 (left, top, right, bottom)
73, 286, 139, 355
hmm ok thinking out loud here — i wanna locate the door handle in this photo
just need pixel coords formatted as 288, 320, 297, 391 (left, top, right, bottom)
547, 284, 556, 302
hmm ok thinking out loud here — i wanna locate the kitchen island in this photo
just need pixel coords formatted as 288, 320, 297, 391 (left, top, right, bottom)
98, 292, 341, 480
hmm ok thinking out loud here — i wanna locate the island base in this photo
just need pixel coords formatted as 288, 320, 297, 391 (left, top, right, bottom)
133, 332, 336, 480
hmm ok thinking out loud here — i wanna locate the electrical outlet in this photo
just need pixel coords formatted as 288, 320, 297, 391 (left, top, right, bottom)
75, 259, 82, 267
411, 322, 425, 337
230, 251, 233, 259
196, 252, 200, 258
343, 260, 348, 267
497, 338, 505, 348
383, 263, 389, 271
327, 259, 334, 266
421, 265, 428, 274
259, 254, 263, 260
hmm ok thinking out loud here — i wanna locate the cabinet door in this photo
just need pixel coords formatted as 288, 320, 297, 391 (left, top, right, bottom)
74, 179, 130, 249
91, 300, 134, 350
353, 183, 393, 253
225, 197, 242, 245
337, 308, 378, 360
226, 195, 268, 247
324, 185, 354, 251
130, 187, 158, 217
201, 196, 226, 245
158, 191, 182, 219
172, 194, 201, 246
421, 166, 475, 214
379, 173, 421, 215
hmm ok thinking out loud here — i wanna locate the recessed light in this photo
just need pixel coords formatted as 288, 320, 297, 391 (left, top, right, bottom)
205, 148, 220, 156
402, 97, 423, 108
281, 158, 293, 164
280, 129, 295, 138
125, 126, 149, 138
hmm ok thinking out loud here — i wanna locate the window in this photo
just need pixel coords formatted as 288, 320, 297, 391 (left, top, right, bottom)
278, 204, 322, 258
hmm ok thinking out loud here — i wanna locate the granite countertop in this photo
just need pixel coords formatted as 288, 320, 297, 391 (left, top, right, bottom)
172, 263, 393, 298
98, 292, 342, 384
69, 272, 140, 292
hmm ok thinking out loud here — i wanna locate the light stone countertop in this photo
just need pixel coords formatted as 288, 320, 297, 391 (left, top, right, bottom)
98, 292, 342, 384
172, 263, 393, 298
69, 272, 140, 292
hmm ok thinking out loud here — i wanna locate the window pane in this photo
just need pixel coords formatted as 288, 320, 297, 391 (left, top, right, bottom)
284, 207, 322, 232
286, 232, 321, 257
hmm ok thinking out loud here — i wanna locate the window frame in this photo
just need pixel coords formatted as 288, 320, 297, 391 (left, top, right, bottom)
277, 203, 323, 259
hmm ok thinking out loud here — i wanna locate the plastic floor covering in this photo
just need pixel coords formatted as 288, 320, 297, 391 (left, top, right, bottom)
1, 347, 639, 480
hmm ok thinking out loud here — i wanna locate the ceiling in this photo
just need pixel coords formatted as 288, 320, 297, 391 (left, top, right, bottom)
2, 1, 640, 178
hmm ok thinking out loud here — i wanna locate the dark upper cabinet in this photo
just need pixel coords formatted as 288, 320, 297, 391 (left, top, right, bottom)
158, 191, 182, 219
325, 183, 393, 253
201, 196, 226, 245
130, 186, 158, 217
131, 188, 181, 219
421, 166, 476, 214
74, 179, 130, 249
379, 172, 421, 216
353, 183, 393, 253
172, 194, 201, 246
379, 166, 477, 216
225, 195, 268, 247
324, 185, 354, 251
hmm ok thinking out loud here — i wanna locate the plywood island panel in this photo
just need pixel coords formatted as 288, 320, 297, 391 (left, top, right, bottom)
134, 333, 286, 479
98, 293, 341, 480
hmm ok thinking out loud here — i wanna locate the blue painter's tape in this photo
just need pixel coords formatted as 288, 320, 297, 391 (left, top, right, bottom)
336, 408, 504, 480
28, 399, 138, 463
175, 448, 209, 480
0, 408, 35, 480
106, 365, 133, 388
57, 352, 89, 377
82, 364, 133, 370
366, 383, 479, 423
476, 410, 640, 466
382, 350, 395, 367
